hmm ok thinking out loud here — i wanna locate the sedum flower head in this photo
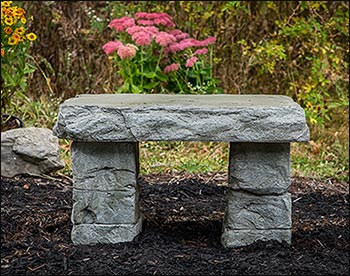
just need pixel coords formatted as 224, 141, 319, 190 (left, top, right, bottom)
117, 43, 138, 59
155, 31, 177, 47
109, 16, 135, 32
163, 63, 180, 73
102, 40, 122, 55
135, 12, 175, 28
132, 31, 153, 46
194, 48, 208, 55
185, 56, 198, 68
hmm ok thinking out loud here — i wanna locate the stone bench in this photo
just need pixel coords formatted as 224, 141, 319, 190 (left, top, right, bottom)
53, 94, 309, 247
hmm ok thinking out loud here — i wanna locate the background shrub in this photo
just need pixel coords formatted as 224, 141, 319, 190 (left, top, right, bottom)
4, 1, 348, 181
23, 1, 348, 127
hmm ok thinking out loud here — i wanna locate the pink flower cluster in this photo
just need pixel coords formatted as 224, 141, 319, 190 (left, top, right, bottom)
117, 44, 138, 59
126, 25, 158, 46
164, 36, 216, 55
194, 48, 208, 55
185, 57, 198, 68
103, 12, 217, 72
155, 31, 177, 47
109, 16, 135, 32
102, 41, 137, 59
169, 29, 189, 41
102, 41, 122, 55
163, 63, 180, 73
135, 12, 175, 28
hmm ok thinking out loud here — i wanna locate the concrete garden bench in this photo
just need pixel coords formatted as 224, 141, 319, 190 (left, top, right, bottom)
53, 94, 309, 247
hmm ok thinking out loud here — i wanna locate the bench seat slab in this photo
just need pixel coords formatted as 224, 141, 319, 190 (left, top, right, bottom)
53, 94, 309, 143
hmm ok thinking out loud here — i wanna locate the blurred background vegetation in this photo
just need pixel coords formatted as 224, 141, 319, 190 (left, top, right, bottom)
4, 1, 349, 181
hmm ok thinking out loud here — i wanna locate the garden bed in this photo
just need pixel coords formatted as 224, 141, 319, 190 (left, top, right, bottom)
1, 173, 349, 275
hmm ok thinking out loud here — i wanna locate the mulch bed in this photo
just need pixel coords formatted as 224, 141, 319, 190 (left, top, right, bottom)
1, 172, 349, 275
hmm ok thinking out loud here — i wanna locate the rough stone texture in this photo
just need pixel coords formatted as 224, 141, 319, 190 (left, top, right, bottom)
71, 218, 142, 245
1, 127, 64, 177
53, 94, 310, 143
70, 141, 139, 192
69, 141, 141, 244
221, 229, 291, 248
71, 142, 139, 184
72, 189, 139, 224
229, 143, 290, 194
73, 169, 137, 191
223, 190, 291, 230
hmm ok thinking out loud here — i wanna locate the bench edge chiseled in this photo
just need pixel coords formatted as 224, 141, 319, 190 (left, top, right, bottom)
52, 94, 310, 143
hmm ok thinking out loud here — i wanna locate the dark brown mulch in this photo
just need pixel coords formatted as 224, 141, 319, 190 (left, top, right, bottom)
1, 173, 349, 275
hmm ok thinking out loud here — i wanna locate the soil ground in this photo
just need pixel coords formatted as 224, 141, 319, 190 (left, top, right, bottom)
1, 172, 349, 275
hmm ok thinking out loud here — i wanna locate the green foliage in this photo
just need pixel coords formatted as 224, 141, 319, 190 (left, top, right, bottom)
2, 1, 347, 181
24, 2, 348, 128
222, 1, 349, 128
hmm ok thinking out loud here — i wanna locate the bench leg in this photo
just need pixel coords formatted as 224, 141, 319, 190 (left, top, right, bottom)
222, 142, 292, 247
70, 141, 141, 244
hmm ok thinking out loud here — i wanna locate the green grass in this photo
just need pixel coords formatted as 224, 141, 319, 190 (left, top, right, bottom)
6, 94, 61, 130
139, 141, 229, 175
290, 128, 349, 182
4, 95, 349, 183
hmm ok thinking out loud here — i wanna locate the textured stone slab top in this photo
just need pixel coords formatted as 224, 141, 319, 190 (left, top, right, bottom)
53, 94, 309, 142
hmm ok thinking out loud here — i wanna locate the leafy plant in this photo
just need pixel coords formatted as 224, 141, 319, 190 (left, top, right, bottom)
1, 1, 38, 114
5, 2, 347, 181
225, 1, 349, 128
102, 11, 223, 94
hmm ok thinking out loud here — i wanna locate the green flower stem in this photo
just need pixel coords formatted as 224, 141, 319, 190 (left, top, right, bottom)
194, 62, 201, 88
140, 46, 144, 87
127, 59, 134, 88
209, 46, 213, 79
174, 72, 184, 93
155, 46, 164, 70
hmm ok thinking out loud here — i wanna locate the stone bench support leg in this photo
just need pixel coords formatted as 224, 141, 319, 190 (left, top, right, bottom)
222, 142, 292, 247
70, 141, 142, 245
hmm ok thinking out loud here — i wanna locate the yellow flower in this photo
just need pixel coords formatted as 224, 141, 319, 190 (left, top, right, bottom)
15, 26, 25, 35
4, 8, 14, 17
14, 7, 25, 17
26, 32, 37, 41
12, 32, 21, 41
1, 1, 13, 7
8, 36, 17, 45
20, 16, 26, 24
4, 16, 14, 25
4, 26, 13, 34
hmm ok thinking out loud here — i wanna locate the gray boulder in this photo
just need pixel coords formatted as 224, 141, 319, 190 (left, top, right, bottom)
1, 127, 65, 177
